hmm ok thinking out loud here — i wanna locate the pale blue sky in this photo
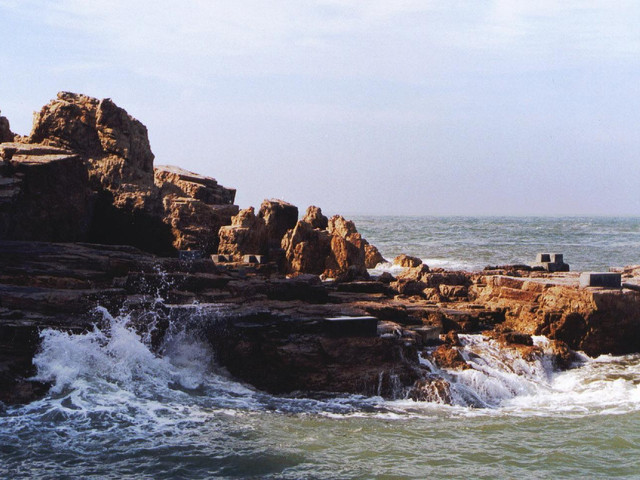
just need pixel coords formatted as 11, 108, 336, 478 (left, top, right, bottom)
1, 1, 639, 215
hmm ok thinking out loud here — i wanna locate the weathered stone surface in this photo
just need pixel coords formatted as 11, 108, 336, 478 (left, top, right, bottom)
430, 344, 470, 370
154, 165, 235, 206
364, 244, 386, 268
218, 207, 268, 260
282, 220, 332, 275
258, 199, 298, 250
209, 323, 424, 398
394, 254, 422, 268
0, 110, 15, 143
0, 143, 93, 241
30, 92, 155, 200
473, 274, 640, 356
161, 197, 238, 252
301, 205, 328, 230
155, 165, 238, 253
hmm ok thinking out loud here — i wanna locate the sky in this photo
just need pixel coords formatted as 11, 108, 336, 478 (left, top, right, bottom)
1, 0, 639, 216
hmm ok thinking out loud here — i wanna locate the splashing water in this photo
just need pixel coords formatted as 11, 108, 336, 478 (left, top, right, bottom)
2, 304, 640, 478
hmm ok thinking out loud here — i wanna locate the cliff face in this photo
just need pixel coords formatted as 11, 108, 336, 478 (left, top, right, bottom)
0, 143, 93, 242
1, 93, 238, 254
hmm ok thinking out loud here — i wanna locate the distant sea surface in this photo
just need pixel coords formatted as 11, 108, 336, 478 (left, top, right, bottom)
353, 215, 640, 271
2, 216, 640, 479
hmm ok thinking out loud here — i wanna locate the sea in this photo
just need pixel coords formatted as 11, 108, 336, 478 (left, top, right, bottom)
1, 216, 640, 479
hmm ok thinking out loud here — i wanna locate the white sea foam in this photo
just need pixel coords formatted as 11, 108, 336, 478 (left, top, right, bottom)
14, 309, 640, 422
404, 334, 640, 416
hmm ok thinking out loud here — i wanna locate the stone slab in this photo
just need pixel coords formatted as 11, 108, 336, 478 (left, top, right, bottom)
579, 272, 621, 288
324, 316, 378, 337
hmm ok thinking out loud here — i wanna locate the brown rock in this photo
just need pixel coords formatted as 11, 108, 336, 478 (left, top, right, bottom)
258, 199, 298, 251
282, 220, 333, 275
364, 243, 386, 268
0, 111, 15, 143
162, 197, 238, 252
0, 143, 93, 241
431, 344, 470, 370
155, 165, 235, 206
30, 92, 156, 199
443, 330, 461, 346
155, 165, 237, 252
302, 205, 328, 229
408, 377, 452, 403
218, 207, 268, 260
393, 254, 422, 268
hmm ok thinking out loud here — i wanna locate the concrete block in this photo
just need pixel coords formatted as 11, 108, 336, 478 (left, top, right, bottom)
242, 254, 266, 264
211, 254, 233, 263
410, 325, 442, 345
579, 272, 621, 288
324, 316, 378, 337
536, 253, 551, 263
532, 253, 569, 272
550, 253, 563, 264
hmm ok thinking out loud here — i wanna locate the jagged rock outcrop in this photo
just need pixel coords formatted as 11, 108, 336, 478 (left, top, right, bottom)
5, 92, 238, 254
29, 92, 155, 205
302, 205, 328, 230
217, 207, 268, 260
258, 199, 298, 250
364, 243, 386, 268
0, 110, 15, 143
281, 209, 384, 278
154, 165, 235, 206
0, 143, 93, 241
155, 165, 237, 252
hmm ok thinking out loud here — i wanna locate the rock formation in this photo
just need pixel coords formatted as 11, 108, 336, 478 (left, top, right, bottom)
29, 92, 155, 202
258, 199, 299, 251
217, 207, 268, 260
0, 143, 93, 241
281, 207, 384, 278
155, 165, 238, 252
0, 92, 238, 254
0, 110, 14, 143
393, 254, 423, 268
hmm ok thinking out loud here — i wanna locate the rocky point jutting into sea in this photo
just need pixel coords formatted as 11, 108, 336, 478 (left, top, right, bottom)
1, 92, 640, 408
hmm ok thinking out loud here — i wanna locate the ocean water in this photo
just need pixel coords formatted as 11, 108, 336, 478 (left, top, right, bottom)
2, 216, 640, 479
353, 215, 640, 272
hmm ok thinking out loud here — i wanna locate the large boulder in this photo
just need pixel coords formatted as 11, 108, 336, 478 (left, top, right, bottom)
258, 199, 299, 250
301, 205, 328, 230
155, 165, 237, 252
281, 220, 333, 275
0, 110, 15, 143
218, 207, 268, 260
154, 165, 235, 206
0, 143, 93, 241
393, 254, 422, 268
282, 210, 379, 278
29, 92, 155, 203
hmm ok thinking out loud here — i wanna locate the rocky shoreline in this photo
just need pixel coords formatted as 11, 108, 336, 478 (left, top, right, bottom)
1, 93, 639, 406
